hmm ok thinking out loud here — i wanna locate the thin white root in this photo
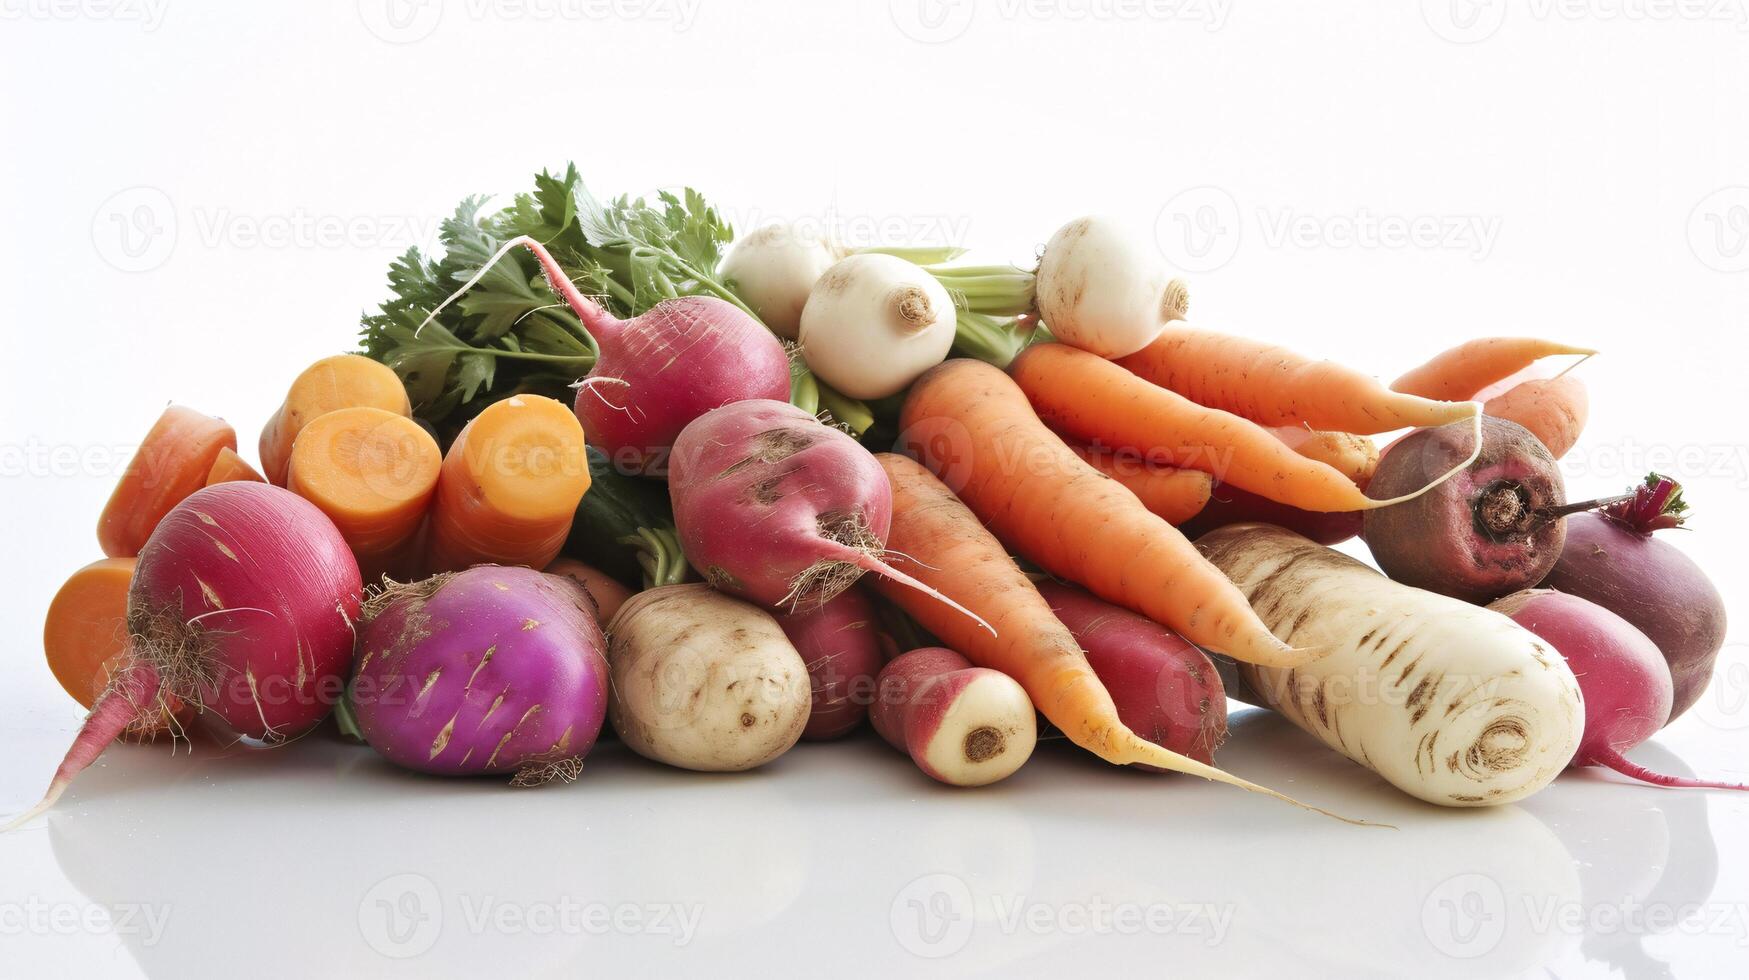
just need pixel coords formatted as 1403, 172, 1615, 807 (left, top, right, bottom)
1360, 405, 1486, 509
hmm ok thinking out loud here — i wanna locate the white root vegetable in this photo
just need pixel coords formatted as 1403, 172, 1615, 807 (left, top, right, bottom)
798, 253, 957, 399
1197, 523, 1584, 807
1034, 215, 1189, 358
720, 224, 844, 339
607, 584, 811, 772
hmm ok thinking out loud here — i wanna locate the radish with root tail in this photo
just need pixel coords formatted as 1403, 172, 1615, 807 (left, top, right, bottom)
776, 587, 885, 740
1196, 523, 1584, 807
1365, 416, 1600, 604
346, 566, 609, 783
798, 253, 958, 399
607, 584, 811, 772
6, 483, 362, 830
870, 647, 1037, 787
1037, 581, 1228, 768
1491, 590, 1747, 792
422, 235, 790, 476
1539, 475, 1728, 724
667, 399, 990, 631
926, 215, 1190, 358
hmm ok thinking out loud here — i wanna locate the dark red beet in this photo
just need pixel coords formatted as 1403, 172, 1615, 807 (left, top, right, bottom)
1540, 476, 1727, 725
1180, 484, 1363, 546
1364, 416, 1567, 603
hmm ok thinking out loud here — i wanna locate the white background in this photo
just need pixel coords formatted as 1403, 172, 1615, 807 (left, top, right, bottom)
3, 1, 1748, 976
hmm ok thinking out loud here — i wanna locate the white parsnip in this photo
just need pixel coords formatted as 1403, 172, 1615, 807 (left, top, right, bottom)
1197, 524, 1584, 807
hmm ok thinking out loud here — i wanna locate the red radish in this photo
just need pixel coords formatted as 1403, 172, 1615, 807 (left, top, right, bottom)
776, 588, 884, 740
6, 483, 361, 829
1036, 581, 1227, 766
1365, 417, 1575, 603
1490, 590, 1746, 791
348, 567, 609, 782
1180, 484, 1363, 546
668, 399, 990, 631
870, 647, 1037, 786
1540, 475, 1728, 724
424, 235, 790, 476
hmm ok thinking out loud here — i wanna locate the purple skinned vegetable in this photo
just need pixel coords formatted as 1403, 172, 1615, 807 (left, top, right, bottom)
348, 565, 609, 784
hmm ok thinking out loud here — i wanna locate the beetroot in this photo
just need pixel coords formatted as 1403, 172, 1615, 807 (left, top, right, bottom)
7, 483, 362, 828
668, 399, 986, 628
1036, 580, 1226, 766
1365, 416, 1569, 603
1180, 484, 1363, 546
775, 587, 884, 740
431, 236, 790, 476
1540, 476, 1727, 724
1491, 590, 1744, 791
349, 566, 609, 782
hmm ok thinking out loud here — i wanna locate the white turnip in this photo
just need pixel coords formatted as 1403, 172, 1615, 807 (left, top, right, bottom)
720, 224, 845, 339
870, 647, 1037, 787
798, 253, 957, 399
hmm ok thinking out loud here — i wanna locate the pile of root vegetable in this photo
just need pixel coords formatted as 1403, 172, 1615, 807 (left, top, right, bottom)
11, 165, 1740, 830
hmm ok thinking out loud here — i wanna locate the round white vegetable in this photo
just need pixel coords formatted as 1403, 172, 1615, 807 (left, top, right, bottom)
607, 584, 811, 772
1034, 215, 1189, 358
720, 224, 843, 339
798, 252, 957, 400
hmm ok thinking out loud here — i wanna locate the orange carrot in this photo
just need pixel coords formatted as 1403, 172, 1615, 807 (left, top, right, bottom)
425, 395, 590, 572
1392, 336, 1595, 402
900, 358, 1314, 668
204, 447, 266, 486
43, 559, 184, 735
1013, 344, 1478, 513
98, 406, 237, 557
1486, 375, 1589, 459
259, 354, 410, 485
286, 407, 442, 578
1268, 426, 1379, 488
546, 557, 632, 623
873, 452, 1364, 822
1066, 444, 1213, 524
1116, 328, 1477, 434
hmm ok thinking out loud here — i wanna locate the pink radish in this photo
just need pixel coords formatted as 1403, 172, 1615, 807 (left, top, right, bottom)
870, 647, 1037, 786
775, 587, 885, 740
423, 235, 791, 476
1491, 589, 1746, 791
6, 483, 362, 829
667, 399, 990, 632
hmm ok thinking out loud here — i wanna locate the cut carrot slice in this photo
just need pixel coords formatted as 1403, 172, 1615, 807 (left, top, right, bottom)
426, 395, 590, 572
259, 354, 410, 485
286, 407, 441, 574
98, 406, 237, 557
44, 558, 137, 708
205, 447, 266, 486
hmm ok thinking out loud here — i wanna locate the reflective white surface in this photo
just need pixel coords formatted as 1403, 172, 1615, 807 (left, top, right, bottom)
4, 706, 1747, 977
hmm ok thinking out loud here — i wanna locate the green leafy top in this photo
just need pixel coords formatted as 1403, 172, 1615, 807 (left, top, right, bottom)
358, 165, 740, 441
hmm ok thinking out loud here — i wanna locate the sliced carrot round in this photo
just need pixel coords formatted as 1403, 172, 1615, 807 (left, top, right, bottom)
259, 354, 410, 485
98, 406, 237, 557
286, 407, 441, 555
44, 558, 137, 707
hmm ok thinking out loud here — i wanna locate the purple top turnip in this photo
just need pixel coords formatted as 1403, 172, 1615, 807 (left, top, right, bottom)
349, 566, 609, 783
1539, 475, 1728, 725
1365, 416, 1570, 603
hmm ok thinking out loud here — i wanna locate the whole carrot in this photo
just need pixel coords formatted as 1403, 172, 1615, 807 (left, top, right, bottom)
1013, 344, 1477, 513
1066, 444, 1213, 524
1485, 375, 1589, 458
1392, 336, 1595, 402
873, 452, 1364, 822
1116, 328, 1477, 434
898, 358, 1315, 669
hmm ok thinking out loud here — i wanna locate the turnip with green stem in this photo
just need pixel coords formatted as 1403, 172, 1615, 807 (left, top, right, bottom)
799, 253, 959, 400
927, 215, 1191, 358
